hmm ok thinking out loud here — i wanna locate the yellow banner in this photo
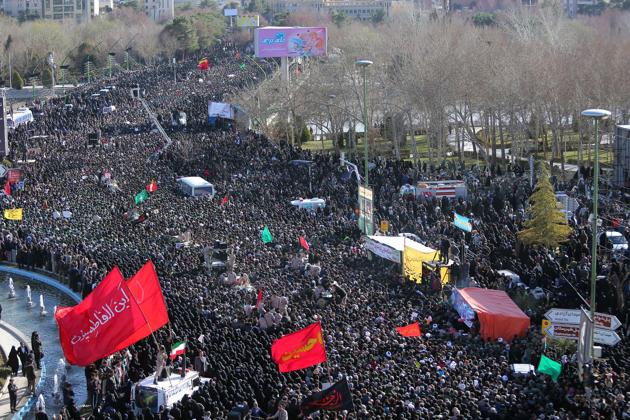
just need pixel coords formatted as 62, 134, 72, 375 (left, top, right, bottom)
403, 245, 438, 283
4, 208, 23, 221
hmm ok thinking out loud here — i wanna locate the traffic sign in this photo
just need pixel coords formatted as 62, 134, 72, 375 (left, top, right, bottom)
544, 322, 621, 346
544, 323, 579, 340
594, 329, 622, 346
544, 308, 621, 330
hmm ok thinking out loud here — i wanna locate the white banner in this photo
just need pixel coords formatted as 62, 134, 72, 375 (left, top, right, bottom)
365, 237, 400, 263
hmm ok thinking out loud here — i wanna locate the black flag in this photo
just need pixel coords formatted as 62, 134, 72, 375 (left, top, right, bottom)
300, 378, 354, 416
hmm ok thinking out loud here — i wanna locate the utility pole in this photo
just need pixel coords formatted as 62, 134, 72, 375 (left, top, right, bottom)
172, 57, 176, 83
581, 108, 611, 357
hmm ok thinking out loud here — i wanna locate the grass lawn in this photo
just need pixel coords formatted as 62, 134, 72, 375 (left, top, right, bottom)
302, 131, 614, 168
302, 135, 430, 158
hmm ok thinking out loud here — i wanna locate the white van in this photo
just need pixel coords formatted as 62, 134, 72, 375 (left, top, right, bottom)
177, 176, 215, 198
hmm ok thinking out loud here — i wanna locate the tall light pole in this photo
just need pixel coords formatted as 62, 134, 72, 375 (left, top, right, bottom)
47, 52, 56, 97
356, 59, 373, 235
581, 108, 611, 355
356, 59, 372, 188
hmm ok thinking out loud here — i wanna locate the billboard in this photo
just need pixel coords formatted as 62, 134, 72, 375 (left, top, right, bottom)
254, 26, 327, 58
237, 15, 260, 27
0, 97, 7, 157
224, 8, 237, 16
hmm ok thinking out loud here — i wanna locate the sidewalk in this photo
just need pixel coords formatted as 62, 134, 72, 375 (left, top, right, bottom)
0, 321, 39, 419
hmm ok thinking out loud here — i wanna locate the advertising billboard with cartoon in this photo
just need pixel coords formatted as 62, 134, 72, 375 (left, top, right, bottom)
254, 27, 327, 58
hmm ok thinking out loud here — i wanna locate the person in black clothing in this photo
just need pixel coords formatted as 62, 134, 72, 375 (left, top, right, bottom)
31, 331, 43, 370
440, 237, 450, 263
8, 378, 17, 412
7, 345, 19, 376
16, 342, 28, 376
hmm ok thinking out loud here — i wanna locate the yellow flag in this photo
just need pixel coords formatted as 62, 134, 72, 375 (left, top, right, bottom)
403, 244, 438, 284
4, 208, 23, 221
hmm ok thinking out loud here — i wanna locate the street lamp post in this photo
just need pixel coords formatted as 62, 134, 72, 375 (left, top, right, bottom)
356, 59, 373, 235
581, 108, 611, 357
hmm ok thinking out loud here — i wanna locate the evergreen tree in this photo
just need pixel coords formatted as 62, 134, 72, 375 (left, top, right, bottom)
42, 68, 53, 88
518, 163, 571, 249
11, 70, 24, 90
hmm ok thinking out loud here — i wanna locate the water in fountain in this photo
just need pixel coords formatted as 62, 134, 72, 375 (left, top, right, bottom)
0, 273, 86, 413
26, 285, 33, 307
39, 294, 47, 316
8, 277, 15, 299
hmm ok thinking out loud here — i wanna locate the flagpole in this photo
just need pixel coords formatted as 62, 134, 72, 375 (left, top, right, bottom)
123, 264, 173, 386
181, 340, 186, 378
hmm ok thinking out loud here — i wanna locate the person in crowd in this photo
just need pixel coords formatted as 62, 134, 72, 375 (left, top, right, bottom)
7, 345, 19, 376
8, 378, 17, 412
17, 342, 28, 377
31, 331, 43, 370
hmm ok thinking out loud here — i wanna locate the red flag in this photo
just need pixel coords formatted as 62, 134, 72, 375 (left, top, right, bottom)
396, 321, 422, 337
55, 262, 169, 366
221, 196, 229, 206
204, 168, 210, 177
4, 181, 10, 196
146, 180, 157, 193
120, 261, 169, 347
299, 236, 310, 252
255, 288, 263, 309
271, 322, 326, 373
198, 58, 209, 71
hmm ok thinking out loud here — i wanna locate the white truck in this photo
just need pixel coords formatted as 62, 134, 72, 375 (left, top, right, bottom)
131, 371, 204, 414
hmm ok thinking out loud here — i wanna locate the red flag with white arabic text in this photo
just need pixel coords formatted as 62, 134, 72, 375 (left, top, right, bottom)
55, 262, 169, 366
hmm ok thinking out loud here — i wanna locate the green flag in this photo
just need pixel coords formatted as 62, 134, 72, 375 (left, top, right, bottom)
261, 226, 273, 244
239, 63, 246, 70
537, 355, 561, 382
135, 189, 149, 205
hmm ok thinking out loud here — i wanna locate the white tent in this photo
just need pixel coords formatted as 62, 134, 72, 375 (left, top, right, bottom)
365, 235, 437, 264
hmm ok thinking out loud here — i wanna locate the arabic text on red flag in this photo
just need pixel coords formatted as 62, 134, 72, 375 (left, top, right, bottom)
55, 262, 168, 366
271, 322, 326, 373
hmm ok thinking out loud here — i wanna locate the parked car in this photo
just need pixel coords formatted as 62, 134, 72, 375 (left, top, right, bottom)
530, 287, 547, 300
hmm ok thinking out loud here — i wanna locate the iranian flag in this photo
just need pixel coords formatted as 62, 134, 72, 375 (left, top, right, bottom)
170, 341, 186, 360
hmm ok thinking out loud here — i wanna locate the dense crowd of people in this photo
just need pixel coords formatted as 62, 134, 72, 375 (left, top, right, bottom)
3, 38, 630, 419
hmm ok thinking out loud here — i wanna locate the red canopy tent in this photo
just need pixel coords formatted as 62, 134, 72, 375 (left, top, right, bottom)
457, 288, 530, 341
